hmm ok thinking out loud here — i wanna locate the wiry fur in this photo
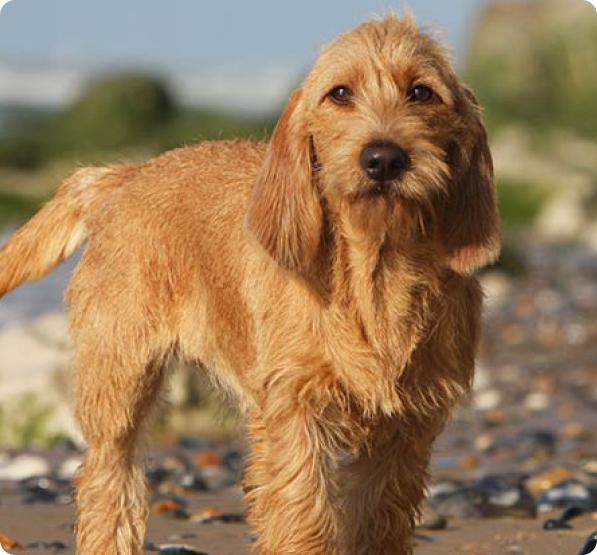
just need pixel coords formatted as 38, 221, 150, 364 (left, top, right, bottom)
0, 15, 499, 555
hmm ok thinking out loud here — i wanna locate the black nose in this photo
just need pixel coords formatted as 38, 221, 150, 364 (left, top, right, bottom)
359, 141, 410, 182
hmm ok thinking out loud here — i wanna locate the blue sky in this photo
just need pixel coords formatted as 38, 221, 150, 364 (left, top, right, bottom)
0, 0, 487, 72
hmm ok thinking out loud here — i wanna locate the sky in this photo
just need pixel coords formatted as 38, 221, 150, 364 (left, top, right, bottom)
0, 0, 487, 73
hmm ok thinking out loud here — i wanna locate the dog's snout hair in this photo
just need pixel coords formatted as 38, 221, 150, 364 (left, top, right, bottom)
0, 14, 500, 555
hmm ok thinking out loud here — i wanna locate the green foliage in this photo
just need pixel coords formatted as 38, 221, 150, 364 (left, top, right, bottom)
0, 392, 59, 447
157, 109, 276, 151
0, 136, 43, 169
44, 72, 176, 158
0, 71, 277, 175
466, 0, 597, 138
0, 191, 43, 227
497, 178, 550, 227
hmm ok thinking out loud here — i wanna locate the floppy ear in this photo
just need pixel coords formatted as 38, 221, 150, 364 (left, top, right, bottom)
438, 89, 501, 275
246, 89, 323, 274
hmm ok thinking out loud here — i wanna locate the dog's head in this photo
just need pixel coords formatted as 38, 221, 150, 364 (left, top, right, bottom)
246, 15, 500, 276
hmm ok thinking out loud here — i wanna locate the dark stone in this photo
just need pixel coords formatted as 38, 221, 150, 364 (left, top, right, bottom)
26, 541, 68, 549
543, 519, 572, 530
577, 532, 597, 555
158, 548, 210, 555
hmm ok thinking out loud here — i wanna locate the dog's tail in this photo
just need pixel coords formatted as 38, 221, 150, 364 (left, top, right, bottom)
0, 167, 117, 299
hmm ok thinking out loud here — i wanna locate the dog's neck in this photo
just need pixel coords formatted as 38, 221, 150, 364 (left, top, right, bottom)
330, 197, 431, 283
324, 197, 440, 363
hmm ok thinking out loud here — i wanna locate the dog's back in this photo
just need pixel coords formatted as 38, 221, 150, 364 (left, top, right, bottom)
0, 140, 264, 296
0, 140, 266, 395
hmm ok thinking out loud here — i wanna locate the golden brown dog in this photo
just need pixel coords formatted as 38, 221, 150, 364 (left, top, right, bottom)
0, 14, 500, 555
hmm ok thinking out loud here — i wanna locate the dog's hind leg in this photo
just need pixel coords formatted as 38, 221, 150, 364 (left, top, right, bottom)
72, 345, 167, 555
69, 289, 171, 555
73, 346, 167, 555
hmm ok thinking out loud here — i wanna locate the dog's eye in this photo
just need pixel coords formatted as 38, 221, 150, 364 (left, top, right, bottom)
408, 85, 435, 103
328, 86, 354, 106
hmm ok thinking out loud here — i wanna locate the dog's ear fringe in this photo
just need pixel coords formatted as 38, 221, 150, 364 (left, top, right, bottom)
439, 88, 501, 275
245, 90, 323, 275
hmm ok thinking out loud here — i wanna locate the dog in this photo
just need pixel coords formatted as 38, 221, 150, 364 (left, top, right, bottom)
0, 14, 500, 555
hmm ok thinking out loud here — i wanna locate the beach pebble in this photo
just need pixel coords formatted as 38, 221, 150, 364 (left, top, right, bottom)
222, 449, 243, 474
191, 508, 244, 524
174, 471, 208, 492
200, 465, 236, 490
0, 532, 23, 549
26, 541, 68, 549
527, 467, 574, 495
0, 454, 51, 480
178, 436, 214, 450
543, 518, 572, 530
20, 475, 72, 505
523, 391, 550, 411
151, 498, 190, 519
577, 531, 597, 555
560, 505, 587, 522
161, 455, 190, 474
157, 546, 210, 555
431, 475, 536, 519
57, 456, 83, 480
194, 450, 221, 467
416, 507, 448, 530
475, 389, 502, 410
538, 479, 597, 512
481, 408, 511, 428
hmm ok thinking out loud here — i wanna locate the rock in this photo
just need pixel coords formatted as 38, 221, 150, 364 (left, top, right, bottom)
477, 474, 537, 518
157, 546, 210, 555
480, 271, 513, 310
474, 389, 502, 411
480, 430, 557, 463
190, 507, 244, 524
0, 532, 23, 549
538, 479, 597, 512
527, 467, 575, 495
577, 531, 597, 555
0, 454, 50, 480
222, 448, 242, 474
458, 454, 480, 471
57, 455, 83, 480
431, 474, 537, 519
523, 392, 550, 411
151, 498, 190, 519
20, 476, 70, 504
194, 450, 221, 467
178, 436, 213, 450
200, 464, 236, 490
173, 471, 208, 493
416, 507, 448, 531
560, 505, 587, 522
543, 518, 572, 530
26, 541, 68, 549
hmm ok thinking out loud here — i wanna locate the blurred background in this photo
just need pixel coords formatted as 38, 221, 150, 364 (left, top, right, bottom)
1, 0, 597, 544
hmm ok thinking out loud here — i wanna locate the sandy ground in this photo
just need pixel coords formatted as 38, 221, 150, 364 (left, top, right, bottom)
1, 484, 596, 555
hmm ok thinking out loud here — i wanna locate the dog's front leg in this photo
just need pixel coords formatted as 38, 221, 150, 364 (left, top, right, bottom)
245, 381, 341, 555
337, 419, 438, 555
